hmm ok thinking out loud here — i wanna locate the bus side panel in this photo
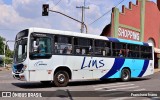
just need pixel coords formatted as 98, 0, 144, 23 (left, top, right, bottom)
140, 60, 154, 77
120, 59, 145, 78
101, 58, 152, 79
100, 58, 125, 79
91, 57, 115, 79
72, 56, 115, 80
28, 58, 54, 81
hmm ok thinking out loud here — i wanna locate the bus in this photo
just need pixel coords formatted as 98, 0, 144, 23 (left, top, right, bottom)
12, 28, 154, 87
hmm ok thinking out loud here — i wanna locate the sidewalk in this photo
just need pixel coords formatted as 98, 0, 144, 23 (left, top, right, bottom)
154, 68, 160, 73
0, 67, 11, 71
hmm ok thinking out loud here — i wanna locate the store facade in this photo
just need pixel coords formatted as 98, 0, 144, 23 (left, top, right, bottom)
101, 0, 160, 69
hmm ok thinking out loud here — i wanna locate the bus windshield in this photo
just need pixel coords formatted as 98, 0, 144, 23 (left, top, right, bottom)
14, 38, 27, 63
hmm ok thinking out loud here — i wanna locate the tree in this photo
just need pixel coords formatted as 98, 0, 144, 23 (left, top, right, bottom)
0, 36, 5, 55
6, 49, 14, 58
0, 36, 14, 65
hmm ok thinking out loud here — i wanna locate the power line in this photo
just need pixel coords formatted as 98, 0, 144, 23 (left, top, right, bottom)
89, 0, 125, 25
51, 0, 62, 9
54, 0, 62, 7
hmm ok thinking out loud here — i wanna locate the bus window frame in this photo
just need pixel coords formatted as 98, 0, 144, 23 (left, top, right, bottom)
28, 33, 153, 60
53, 35, 73, 55
29, 32, 53, 60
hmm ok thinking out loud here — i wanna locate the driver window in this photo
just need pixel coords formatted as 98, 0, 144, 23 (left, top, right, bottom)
30, 34, 52, 59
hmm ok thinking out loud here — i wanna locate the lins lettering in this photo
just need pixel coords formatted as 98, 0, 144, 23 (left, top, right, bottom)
81, 57, 105, 69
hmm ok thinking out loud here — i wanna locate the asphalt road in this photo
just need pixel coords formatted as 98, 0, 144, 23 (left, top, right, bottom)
0, 70, 160, 100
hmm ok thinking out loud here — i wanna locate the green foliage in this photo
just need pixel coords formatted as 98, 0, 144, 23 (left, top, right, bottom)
0, 36, 5, 55
3, 57, 13, 64
6, 49, 14, 58
0, 36, 14, 58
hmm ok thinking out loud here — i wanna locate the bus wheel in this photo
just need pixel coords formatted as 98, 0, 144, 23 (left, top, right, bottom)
121, 69, 131, 82
54, 71, 69, 87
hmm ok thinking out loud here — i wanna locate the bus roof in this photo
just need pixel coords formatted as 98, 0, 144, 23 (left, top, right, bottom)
28, 27, 151, 46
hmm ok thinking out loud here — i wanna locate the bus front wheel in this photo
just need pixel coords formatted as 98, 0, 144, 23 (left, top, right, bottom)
53, 71, 69, 87
121, 69, 131, 82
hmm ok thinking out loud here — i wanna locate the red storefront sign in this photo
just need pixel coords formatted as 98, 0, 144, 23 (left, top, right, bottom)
118, 27, 140, 41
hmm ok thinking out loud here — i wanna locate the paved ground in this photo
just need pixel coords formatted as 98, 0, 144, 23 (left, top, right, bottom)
0, 69, 160, 100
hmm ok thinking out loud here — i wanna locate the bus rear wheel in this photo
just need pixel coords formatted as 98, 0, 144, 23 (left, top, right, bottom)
121, 69, 131, 82
53, 71, 69, 87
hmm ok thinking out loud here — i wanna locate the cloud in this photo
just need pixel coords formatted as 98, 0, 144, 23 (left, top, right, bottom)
0, 0, 123, 50
0, 0, 3, 4
0, 4, 30, 29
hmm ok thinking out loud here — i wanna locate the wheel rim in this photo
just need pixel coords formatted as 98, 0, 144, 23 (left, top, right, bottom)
123, 71, 129, 80
57, 74, 65, 83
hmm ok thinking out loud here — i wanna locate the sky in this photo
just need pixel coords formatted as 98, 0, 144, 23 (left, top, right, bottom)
0, 0, 157, 50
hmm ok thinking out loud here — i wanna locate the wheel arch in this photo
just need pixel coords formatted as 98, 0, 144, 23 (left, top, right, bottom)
121, 67, 131, 77
54, 66, 72, 79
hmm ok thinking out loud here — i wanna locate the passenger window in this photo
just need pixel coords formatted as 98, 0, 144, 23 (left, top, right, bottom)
54, 35, 72, 54
112, 43, 126, 57
74, 38, 93, 55
94, 40, 111, 56
127, 44, 140, 58
140, 46, 152, 59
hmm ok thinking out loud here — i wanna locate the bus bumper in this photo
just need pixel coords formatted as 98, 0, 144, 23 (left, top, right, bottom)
12, 72, 26, 81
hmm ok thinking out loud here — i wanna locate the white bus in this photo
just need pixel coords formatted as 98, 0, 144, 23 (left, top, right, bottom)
12, 28, 154, 87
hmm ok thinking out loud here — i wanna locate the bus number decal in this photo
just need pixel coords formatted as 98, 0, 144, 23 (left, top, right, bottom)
81, 57, 105, 69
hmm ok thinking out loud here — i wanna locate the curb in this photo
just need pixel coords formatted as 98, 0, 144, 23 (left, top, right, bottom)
154, 69, 160, 73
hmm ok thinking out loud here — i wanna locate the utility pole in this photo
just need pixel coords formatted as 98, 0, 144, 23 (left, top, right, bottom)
76, 0, 89, 33
3, 41, 5, 68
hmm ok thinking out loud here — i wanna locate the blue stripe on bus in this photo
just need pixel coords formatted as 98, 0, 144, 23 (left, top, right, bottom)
108, 37, 119, 42
108, 37, 149, 46
118, 39, 143, 45
100, 58, 125, 79
138, 60, 149, 77
143, 43, 149, 46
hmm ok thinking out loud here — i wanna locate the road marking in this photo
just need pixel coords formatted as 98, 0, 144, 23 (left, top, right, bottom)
105, 86, 139, 91
133, 88, 146, 91
141, 99, 152, 100
95, 84, 135, 90
152, 97, 160, 99
108, 97, 135, 100
93, 82, 130, 88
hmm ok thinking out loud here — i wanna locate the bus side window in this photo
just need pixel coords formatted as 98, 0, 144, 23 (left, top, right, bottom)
74, 37, 92, 56
140, 46, 152, 59
94, 40, 110, 56
54, 35, 72, 55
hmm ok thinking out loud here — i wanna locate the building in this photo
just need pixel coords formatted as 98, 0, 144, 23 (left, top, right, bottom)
101, 0, 160, 69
